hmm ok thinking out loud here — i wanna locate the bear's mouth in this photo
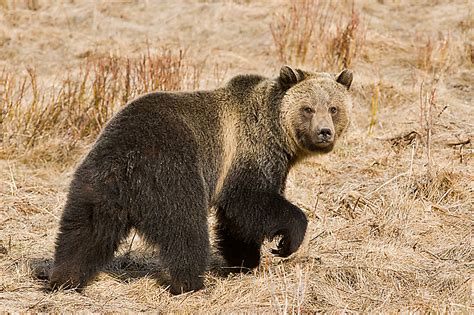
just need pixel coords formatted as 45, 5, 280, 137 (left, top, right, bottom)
296, 131, 335, 153
309, 141, 334, 153
313, 140, 332, 147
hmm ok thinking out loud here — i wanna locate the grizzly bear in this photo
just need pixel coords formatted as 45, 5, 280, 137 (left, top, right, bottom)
50, 66, 353, 294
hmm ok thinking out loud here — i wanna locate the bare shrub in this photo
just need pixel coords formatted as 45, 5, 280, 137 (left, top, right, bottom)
270, 0, 366, 69
270, 0, 319, 65
1, 49, 200, 157
328, 4, 365, 69
416, 33, 452, 74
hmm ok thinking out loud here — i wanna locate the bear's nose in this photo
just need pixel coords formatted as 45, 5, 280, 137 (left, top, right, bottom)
318, 128, 333, 142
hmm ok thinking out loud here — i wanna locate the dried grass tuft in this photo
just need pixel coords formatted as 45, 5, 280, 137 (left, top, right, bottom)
1, 49, 202, 163
270, 0, 366, 69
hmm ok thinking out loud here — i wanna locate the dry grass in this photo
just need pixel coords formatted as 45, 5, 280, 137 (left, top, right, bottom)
1, 49, 203, 164
270, 0, 366, 69
1, 0, 473, 313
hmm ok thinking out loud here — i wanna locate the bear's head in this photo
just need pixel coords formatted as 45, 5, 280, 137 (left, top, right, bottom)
278, 65, 353, 155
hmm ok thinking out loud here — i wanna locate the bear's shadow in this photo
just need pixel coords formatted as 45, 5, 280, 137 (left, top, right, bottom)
30, 250, 229, 292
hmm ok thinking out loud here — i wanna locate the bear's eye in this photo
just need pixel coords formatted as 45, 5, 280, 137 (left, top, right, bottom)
329, 106, 338, 114
303, 107, 314, 115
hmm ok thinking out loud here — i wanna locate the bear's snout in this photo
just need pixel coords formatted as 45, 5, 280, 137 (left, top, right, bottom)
316, 127, 334, 143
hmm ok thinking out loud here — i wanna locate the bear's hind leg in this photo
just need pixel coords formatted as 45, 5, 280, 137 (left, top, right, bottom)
50, 196, 130, 290
138, 203, 210, 294
161, 218, 209, 295
215, 210, 261, 272
136, 162, 210, 295
139, 199, 210, 294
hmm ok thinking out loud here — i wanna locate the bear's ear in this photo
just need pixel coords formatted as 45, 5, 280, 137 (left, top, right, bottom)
336, 69, 353, 90
279, 65, 305, 88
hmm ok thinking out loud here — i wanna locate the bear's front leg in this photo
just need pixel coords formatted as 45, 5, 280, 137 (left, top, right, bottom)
267, 201, 308, 258
215, 209, 262, 271
216, 190, 308, 268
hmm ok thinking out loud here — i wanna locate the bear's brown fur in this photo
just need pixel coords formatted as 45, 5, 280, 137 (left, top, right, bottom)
50, 66, 353, 294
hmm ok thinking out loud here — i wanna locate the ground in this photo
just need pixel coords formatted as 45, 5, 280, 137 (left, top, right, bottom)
0, 0, 472, 313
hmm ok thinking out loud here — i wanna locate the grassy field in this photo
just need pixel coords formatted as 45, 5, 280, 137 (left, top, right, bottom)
1, 0, 472, 312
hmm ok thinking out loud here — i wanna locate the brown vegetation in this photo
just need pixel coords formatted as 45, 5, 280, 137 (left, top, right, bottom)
1, 0, 472, 313
270, 0, 365, 68
1, 50, 201, 160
